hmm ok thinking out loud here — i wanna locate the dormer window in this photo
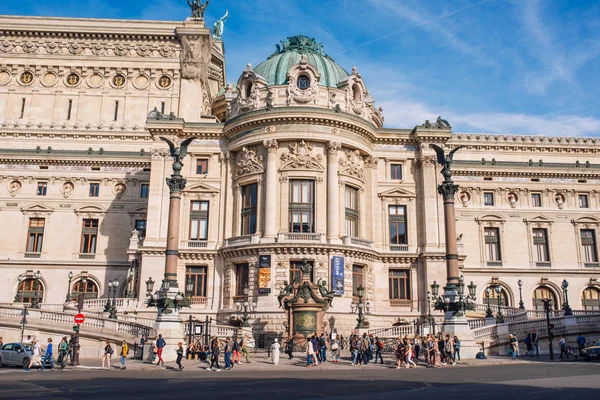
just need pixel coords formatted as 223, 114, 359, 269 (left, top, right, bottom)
244, 82, 254, 98
297, 75, 310, 90
352, 84, 361, 101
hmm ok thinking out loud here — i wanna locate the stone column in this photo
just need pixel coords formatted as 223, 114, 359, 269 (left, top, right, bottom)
438, 181, 460, 288
327, 142, 342, 244
164, 175, 186, 283
263, 139, 278, 242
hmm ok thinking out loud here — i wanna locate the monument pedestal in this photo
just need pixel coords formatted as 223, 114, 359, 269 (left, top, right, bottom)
153, 316, 184, 362
442, 315, 480, 359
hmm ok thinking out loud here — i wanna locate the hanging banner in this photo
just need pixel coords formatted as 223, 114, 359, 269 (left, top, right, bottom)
331, 256, 344, 296
258, 255, 272, 294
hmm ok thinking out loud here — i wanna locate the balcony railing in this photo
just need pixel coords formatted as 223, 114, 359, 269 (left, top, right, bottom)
283, 233, 321, 241
185, 240, 208, 248
535, 261, 551, 267
390, 244, 409, 252
584, 262, 600, 268
190, 296, 207, 305
226, 235, 252, 247
24, 252, 41, 259
389, 299, 413, 310
348, 237, 373, 248
486, 261, 503, 267
78, 253, 96, 260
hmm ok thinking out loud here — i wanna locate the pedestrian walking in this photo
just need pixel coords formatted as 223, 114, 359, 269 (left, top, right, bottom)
66, 336, 74, 365
524, 333, 532, 356
319, 333, 327, 362
232, 337, 241, 364
330, 338, 340, 363
429, 336, 441, 368
374, 336, 384, 364
40, 338, 55, 371
531, 329, 540, 357
241, 334, 250, 363
156, 334, 166, 366
306, 337, 316, 367
509, 334, 518, 360
151, 340, 158, 363
395, 337, 405, 369
207, 337, 221, 371
576, 333, 586, 357
414, 335, 421, 364
120, 340, 128, 370
286, 337, 294, 360
453, 336, 461, 363
140, 334, 147, 361
271, 338, 280, 365
445, 334, 455, 365
405, 340, 416, 368
361, 333, 370, 365
176, 342, 184, 371
57, 337, 68, 370
350, 336, 359, 366
224, 337, 233, 370
559, 336, 568, 359
25, 339, 42, 371
102, 340, 114, 370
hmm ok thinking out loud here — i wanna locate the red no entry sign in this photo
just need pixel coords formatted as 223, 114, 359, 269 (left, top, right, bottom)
74, 313, 85, 324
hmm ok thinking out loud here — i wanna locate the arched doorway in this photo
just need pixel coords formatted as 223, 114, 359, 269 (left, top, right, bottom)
532, 286, 558, 310
582, 287, 600, 311
16, 279, 44, 303
72, 279, 99, 300
483, 285, 510, 307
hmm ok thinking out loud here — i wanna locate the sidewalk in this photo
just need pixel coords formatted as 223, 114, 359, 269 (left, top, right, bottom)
73, 351, 581, 372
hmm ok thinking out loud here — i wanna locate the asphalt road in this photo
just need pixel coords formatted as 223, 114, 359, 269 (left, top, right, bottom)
0, 362, 598, 400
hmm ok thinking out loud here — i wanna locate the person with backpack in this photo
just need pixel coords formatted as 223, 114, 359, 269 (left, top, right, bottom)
374, 336, 384, 364
120, 340, 128, 370
319, 333, 327, 363
102, 340, 113, 370
176, 342, 184, 371
576, 333, 586, 356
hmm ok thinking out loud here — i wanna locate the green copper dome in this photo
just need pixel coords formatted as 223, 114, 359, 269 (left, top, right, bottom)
253, 35, 349, 88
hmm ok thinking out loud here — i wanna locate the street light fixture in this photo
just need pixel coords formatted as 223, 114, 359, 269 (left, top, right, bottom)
351, 284, 368, 329
145, 277, 155, 297
485, 287, 494, 318
105, 281, 114, 312
495, 285, 505, 323
31, 270, 42, 309
109, 278, 120, 319
517, 279, 525, 310
14, 274, 24, 303
561, 279, 572, 316
236, 283, 256, 327
65, 272, 74, 302
185, 278, 194, 298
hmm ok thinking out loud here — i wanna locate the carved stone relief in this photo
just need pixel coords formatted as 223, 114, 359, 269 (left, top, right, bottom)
339, 149, 366, 181
236, 147, 264, 176
280, 141, 324, 171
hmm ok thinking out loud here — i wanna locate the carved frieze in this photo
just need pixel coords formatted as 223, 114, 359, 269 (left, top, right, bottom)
280, 141, 324, 171
339, 149, 365, 181
236, 147, 264, 177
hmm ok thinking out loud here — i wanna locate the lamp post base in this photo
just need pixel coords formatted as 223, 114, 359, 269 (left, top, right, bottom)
441, 314, 480, 359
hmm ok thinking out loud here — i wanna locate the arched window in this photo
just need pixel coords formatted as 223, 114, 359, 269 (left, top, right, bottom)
582, 287, 600, 311
483, 286, 509, 307
297, 75, 310, 90
16, 279, 44, 303
72, 279, 99, 300
532, 286, 558, 310
352, 84, 361, 101
244, 82, 253, 98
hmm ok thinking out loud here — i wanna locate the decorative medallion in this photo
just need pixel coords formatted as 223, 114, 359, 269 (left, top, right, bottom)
554, 193, 566, 209
19, 71, 34, 86
159, 45, 174, 58
0, 70, 11, 86
136, 45, 152, 57
65, 73, 80, 87
22, 41, 37, 54
0, 40, 14, 53
112, 74, 126, 88
90, 43, 104, 56
280, 141, 324, 171
87, 73, 104, 88
41, 72, 58, 87
8, 180, 22, 197
133, 74, 150, 90
506, 192, 519, 208
44, 42, 60, 54
458, 191, 471, 207
114, 44, 129, 56
236, 147, 264, 176
157, 75, 172, 89
113, 182, 127, 197
61, 181, 75, 198
68, 43, 84, 55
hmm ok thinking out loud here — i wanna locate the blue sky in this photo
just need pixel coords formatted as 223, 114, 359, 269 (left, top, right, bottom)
4, 0, 600, 136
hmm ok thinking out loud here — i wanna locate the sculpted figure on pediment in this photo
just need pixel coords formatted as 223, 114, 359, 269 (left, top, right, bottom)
339, 149, 366, 181
236, 147, 264, 176
280, 141, 323, 171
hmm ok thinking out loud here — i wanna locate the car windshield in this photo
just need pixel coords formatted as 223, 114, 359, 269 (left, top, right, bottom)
22, 344, 33, 351
594, 340, 600, 347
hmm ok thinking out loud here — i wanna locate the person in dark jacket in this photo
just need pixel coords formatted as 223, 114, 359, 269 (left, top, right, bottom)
176, 342, 184, 371
206, 337, 221, 371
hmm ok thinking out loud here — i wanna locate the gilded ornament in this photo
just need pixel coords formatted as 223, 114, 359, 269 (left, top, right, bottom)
20, 71, 34, 85
66, 73, 80, 87
158, 75, 172, 89
112, 74, 126, 88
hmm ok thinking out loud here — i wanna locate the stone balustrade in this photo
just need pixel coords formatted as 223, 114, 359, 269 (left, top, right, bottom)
367, 324, 415, 338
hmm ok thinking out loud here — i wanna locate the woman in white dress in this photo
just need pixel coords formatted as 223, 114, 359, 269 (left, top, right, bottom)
271, 338, 280, 365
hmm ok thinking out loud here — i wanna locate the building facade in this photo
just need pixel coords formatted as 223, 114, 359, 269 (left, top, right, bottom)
1, 13, 599, 335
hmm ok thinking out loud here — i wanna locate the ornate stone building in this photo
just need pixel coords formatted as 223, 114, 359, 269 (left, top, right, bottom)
1, 13, 599, 335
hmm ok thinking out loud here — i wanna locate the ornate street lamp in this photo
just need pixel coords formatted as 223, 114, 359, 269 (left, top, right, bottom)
235, 283, 256, 327
65, 272, 74, 302
109, 278, 120, 319
485, 287, 494, 318
31, 270, 42, 309
351, 284, 369, 329
14, 274, 24, 303
561, 279, 572, 316
186, 278, 194, 299
495, 285, 505, 323
145, 277, 155, 297
518, 279, 525, 309
468, 281, 477, 302
105, 281, 114, 312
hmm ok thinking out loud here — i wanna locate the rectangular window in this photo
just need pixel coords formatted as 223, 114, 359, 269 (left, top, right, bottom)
289, 260, 313, 283
289, 180, 314, 233
196, 159, 209, 175
189, 201, 209, 240
67, 99, 73, 120
484, 227, 501, 261
531, 193, 542, 207
89, 183, 100, 197
390, 164, 403, 180
140, 184, 150, 199
352, 265, 364, 297
26, 218, 45, 253
37, 182, 47, 196
80, 219, 98, 254
160, 101, 166, 114
20, 98, 26, 119
235, 263, 249, 296
533, 228, 550, 262
186, 266, 207, 297
388, 270, 410, 300
135, 219, 147, 239
345, 186, 359, 237
389, 205, 407, 244
113, 100, 119, 121
579, 194, 589, 208
483, 192, 494, 206
581, 229, 598, 263
241, 183, 257, 235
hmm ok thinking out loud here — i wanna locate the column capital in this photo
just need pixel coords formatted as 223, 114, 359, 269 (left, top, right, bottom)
263, 139, 279, 152
327, 141, 342, 155
166, 175, 187, 192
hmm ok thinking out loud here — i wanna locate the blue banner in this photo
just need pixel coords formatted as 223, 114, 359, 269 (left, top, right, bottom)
331, 256, 344, 296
